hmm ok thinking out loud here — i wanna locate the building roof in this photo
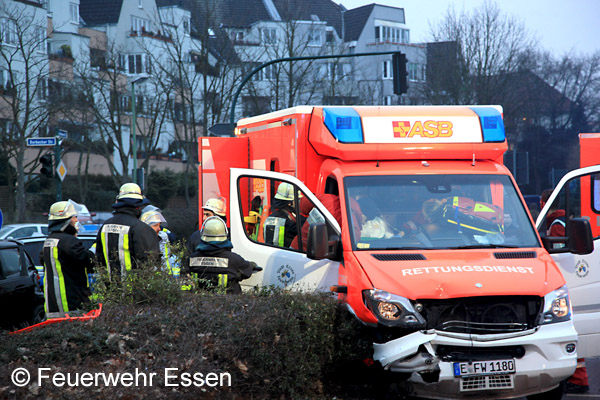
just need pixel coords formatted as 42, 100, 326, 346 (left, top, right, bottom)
343, 3, 374, 42
80, 0, 123, 26
273, 0, 343, 37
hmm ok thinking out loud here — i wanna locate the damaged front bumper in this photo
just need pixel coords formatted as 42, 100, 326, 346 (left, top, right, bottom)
373, 322, 578, 399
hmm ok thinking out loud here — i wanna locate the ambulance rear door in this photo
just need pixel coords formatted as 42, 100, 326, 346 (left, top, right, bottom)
230, 168, 341, 292
199, 136, 248, 225
536, 165, 600, 357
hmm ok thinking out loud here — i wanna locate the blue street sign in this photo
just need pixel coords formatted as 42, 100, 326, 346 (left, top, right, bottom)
57, 129, 68, 138
0, 208, 3, 230
26, 137, 57, 146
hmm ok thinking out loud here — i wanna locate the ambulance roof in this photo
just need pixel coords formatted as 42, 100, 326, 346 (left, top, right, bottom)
236, 105, 507, 162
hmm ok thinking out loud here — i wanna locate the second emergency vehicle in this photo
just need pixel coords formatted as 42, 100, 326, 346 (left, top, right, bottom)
199, 106, 599, 399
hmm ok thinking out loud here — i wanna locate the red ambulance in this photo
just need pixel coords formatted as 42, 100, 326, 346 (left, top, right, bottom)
199, 106, 598, 399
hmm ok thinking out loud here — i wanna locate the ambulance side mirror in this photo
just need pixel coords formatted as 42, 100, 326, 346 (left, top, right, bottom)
544, 218, 594, 255
307, 223, 341, 261
568, 218, 594, 255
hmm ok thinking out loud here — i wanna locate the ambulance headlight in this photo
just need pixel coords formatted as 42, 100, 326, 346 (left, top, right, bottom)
539, 285, 572, 325
364, 289, 426, 328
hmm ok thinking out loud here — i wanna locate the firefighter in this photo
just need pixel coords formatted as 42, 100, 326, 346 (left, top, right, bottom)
96, 183, 160, 279
188, 197, 227, 254
140, 209, 179, 277
43, 201, 95, 318
264, 182, 298, 248
184, 216, 257, 294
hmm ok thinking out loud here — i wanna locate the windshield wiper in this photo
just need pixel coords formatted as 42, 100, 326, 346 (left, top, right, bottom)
454, 244, 519, 249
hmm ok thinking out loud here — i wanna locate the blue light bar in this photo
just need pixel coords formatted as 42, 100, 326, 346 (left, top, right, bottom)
469, 107, 505, 142
323, 107, 363, 143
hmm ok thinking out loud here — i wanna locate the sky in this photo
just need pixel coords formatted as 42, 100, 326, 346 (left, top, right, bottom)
336, 0, 600, 57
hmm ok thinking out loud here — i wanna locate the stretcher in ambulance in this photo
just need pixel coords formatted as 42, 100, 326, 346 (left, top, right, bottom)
198, 106, 599, 399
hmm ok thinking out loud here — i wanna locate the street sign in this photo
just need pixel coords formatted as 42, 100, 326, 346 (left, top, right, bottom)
27, 137, 56, 146
56, 160, 67, 182
57, 129, 68, 138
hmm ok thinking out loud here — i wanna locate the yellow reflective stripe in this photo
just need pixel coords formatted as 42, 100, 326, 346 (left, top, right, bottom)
123, 234, 132, 272
101, 229, 110, 274
218, 274, 228, 288
278, 226, 285, 247
48, 246, 70, 313
447, 219, 496, 234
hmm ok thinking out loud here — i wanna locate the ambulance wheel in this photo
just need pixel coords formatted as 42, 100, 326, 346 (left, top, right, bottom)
526, 380, 565, 400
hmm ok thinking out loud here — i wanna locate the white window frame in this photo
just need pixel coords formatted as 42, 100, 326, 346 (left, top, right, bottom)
126, 54, 151, 75
384, 95, 393, 106
69, 3, 79, 23
308, 28, 322, 46
382, 60, 392, 79
131, 16, 149, 33
1, 19, 18, 46
183, 17, 190, 35
261, 27, 276, 45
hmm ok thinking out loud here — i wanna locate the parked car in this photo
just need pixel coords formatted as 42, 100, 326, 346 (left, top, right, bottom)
20, 234, 98, 288
91, 211, 113, 225
0, 239, 45, 331
0, 224, 48, 240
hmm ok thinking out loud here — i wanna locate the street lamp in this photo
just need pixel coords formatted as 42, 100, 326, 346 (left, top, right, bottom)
131, 73, 149, 183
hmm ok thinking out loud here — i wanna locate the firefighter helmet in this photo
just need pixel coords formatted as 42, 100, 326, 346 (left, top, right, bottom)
48, 201, 78, 220
200, 216, 228, 242
140, 210, 166, 226
117, 183, 144, 200
274, 182, 295, 201
203, 197, 227, 216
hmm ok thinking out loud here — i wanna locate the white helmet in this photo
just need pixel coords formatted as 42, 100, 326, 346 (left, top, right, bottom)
140, 210, 166, 226
117, 182, 144, 200
48, 201, 77, 220
203, 197, 226, 216
200, 216, 228, 242
274, 182, 295, 201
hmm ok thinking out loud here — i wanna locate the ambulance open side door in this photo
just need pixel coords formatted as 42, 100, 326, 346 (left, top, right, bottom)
199, 137, 248, 225
536, 165, 600, 358
229, 168, 341, 292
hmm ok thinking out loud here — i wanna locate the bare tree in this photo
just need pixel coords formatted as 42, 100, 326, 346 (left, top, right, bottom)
424, 0, 536, 113
0, 2, 51, 221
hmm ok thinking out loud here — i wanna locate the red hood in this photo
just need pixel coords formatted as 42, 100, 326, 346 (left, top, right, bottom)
353, 249, 565, 299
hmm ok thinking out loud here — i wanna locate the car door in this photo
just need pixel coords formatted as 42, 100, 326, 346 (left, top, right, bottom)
536, 165, 600, 358
0, 244, 33, 328
230, 168, 341, 292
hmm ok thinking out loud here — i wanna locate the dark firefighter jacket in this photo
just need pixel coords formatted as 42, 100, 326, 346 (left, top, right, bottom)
264, 199, 298, 248
96, 205, 160, 278
43, 224, 95, 317
185, 240, 253, 294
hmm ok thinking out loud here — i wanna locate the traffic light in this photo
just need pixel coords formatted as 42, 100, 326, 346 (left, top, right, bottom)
40, 154, 53, 177
392, 52, 408, 95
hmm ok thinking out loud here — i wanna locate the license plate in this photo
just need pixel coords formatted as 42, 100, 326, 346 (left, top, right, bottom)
453, 359, 516, 377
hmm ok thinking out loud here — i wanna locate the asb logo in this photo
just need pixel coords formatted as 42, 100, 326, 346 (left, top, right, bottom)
392, 120, 454, 138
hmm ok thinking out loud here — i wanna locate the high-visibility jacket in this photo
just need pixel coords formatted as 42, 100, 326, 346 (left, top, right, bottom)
158, 230, 179, 277
42, 230, 94, 318
264, 206, 297, 248
95, 207, 160, 279
184, 240, 253, 294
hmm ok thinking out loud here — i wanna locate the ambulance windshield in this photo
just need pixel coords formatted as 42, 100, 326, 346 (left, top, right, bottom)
344, 174, 539, 250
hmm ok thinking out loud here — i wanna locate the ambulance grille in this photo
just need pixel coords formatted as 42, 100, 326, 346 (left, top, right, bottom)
371, 253, 426, 261
493, 251, 536, 259
419, 295, 542, 334
460, 374, 514, 391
